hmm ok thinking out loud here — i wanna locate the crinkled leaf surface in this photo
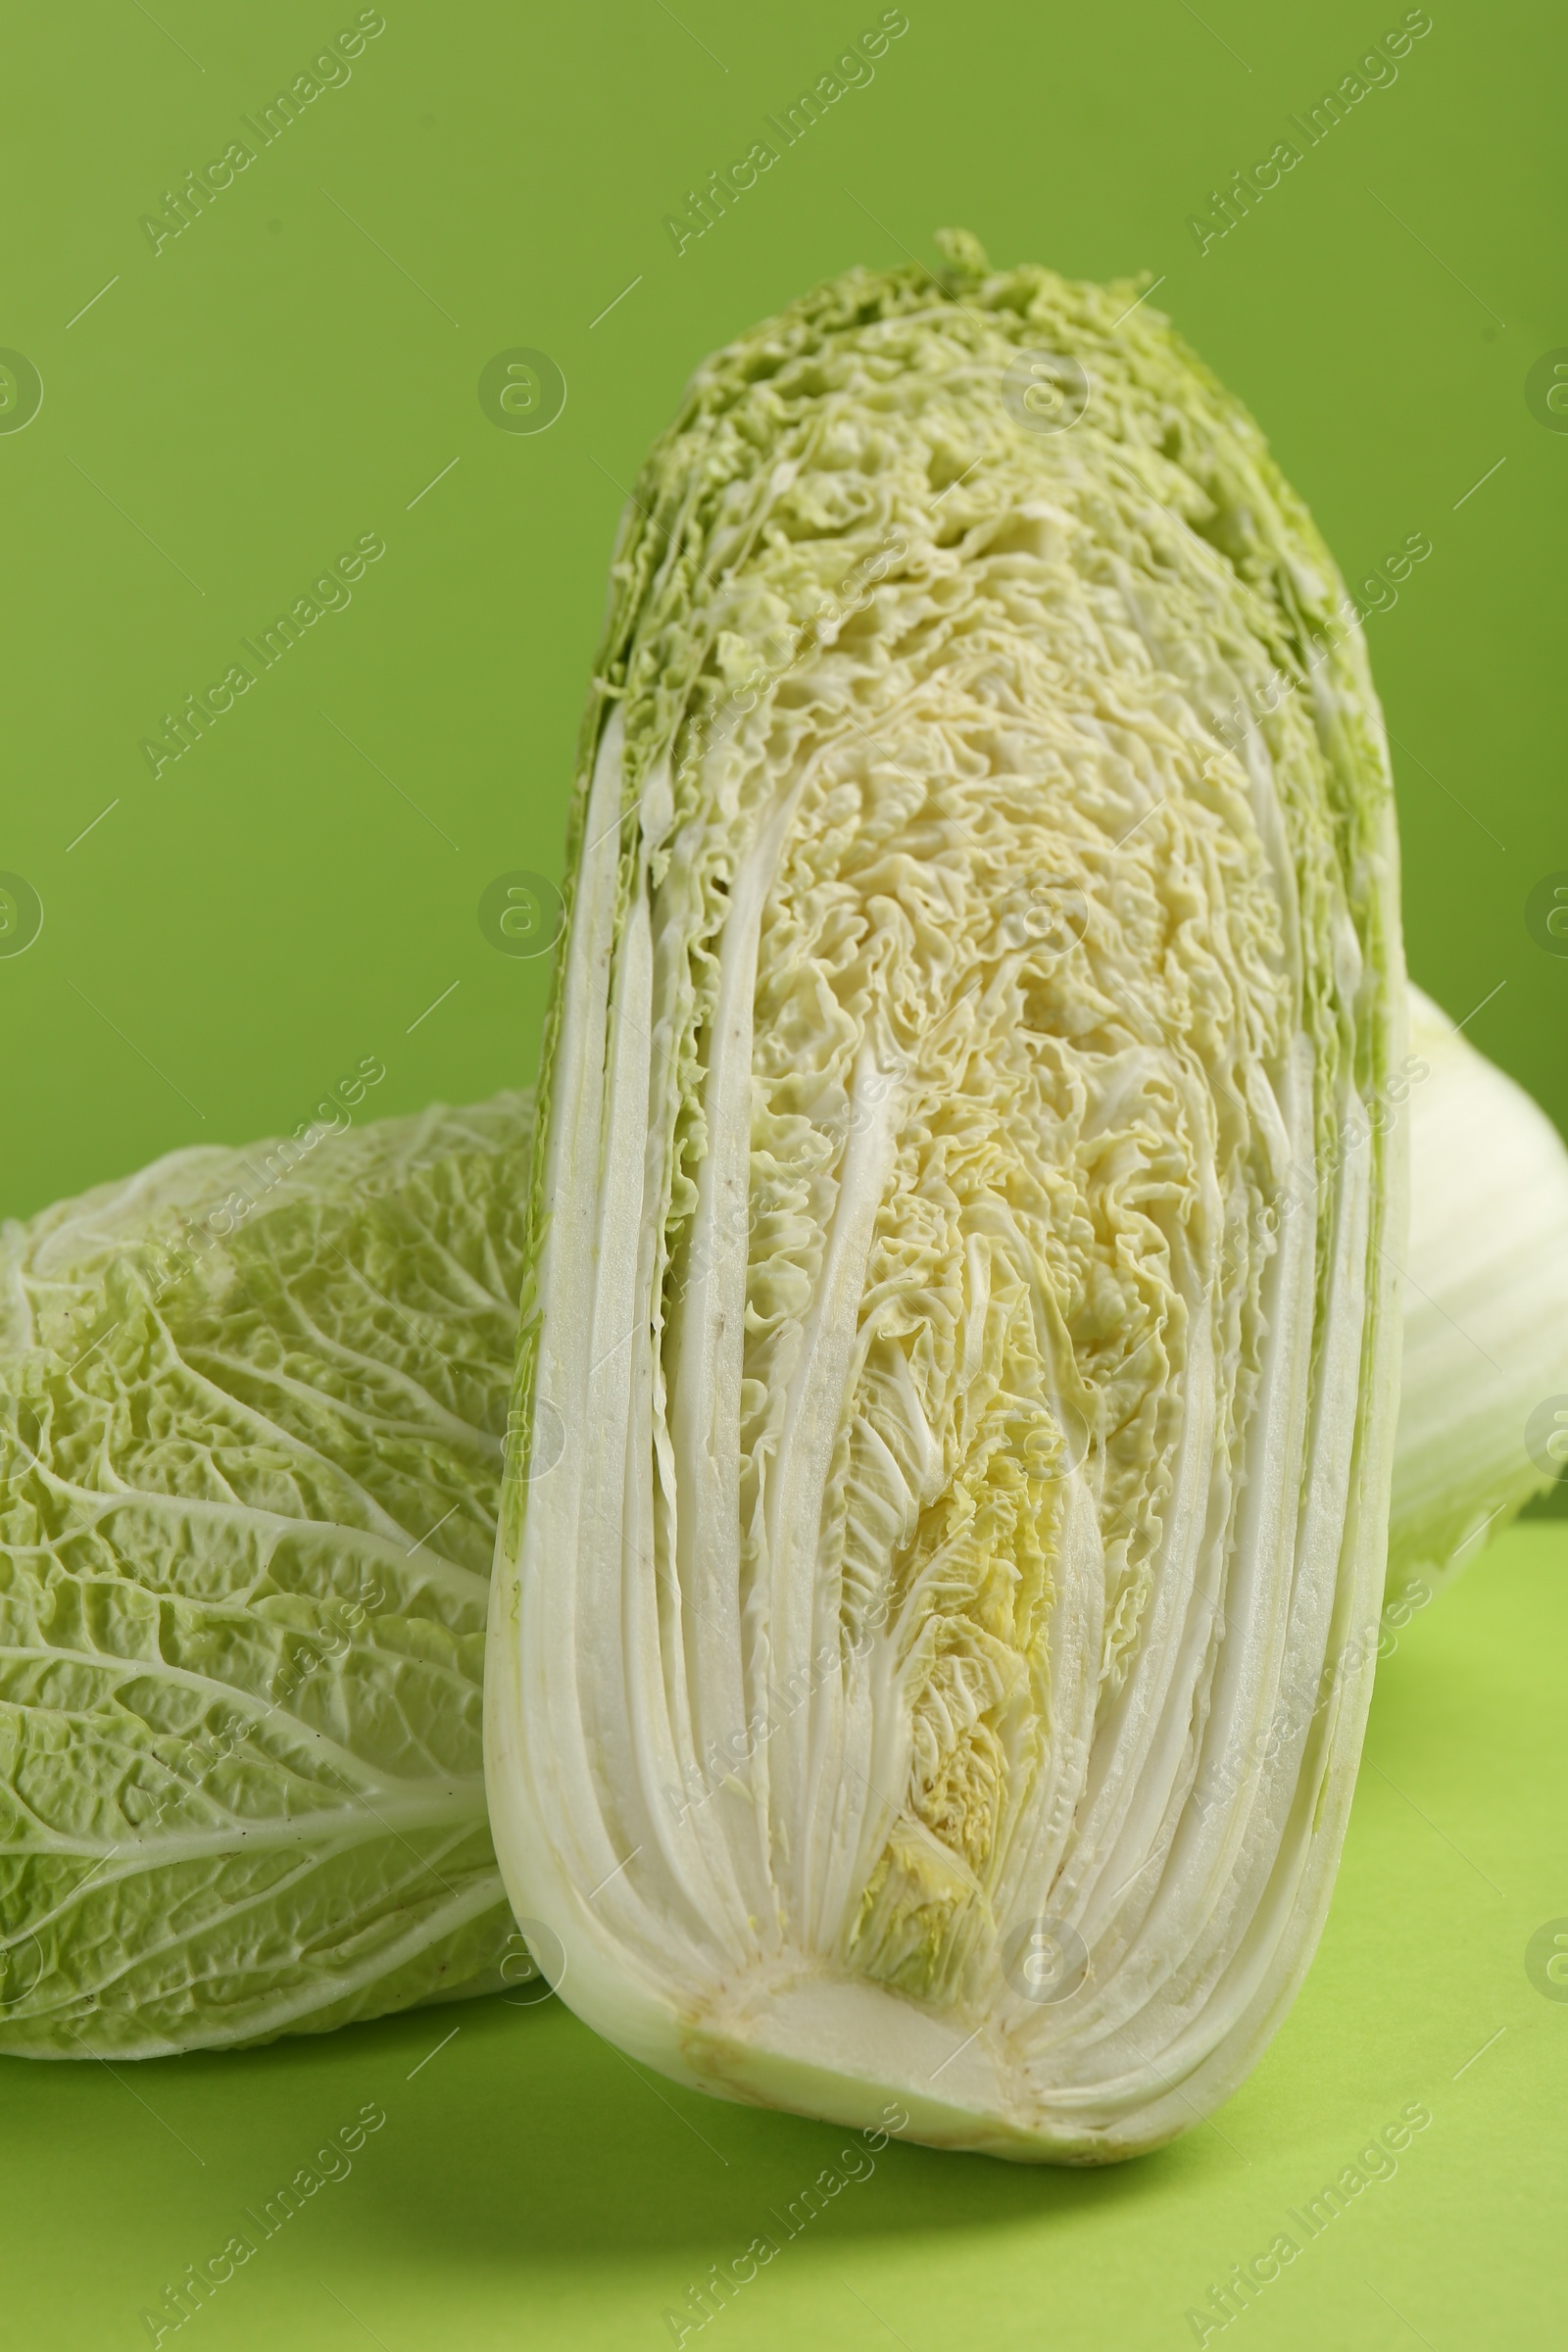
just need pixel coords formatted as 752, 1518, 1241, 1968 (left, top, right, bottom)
0, 1097, 530, 2056
489, 241, 1408, 2162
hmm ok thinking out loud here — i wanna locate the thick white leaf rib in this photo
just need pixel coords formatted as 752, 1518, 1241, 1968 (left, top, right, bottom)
490, 244, 1407, 2162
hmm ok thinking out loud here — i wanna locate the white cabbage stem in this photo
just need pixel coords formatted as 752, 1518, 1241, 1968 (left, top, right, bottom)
1390, 986, 1568, 1598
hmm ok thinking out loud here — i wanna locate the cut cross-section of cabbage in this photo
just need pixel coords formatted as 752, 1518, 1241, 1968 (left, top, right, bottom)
488, 239, 1409, 2162
0, 1097, 531, 2056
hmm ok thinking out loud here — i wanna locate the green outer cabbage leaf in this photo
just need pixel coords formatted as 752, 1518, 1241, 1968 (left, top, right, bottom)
489, 239, 1409, 2163
0, 1098, 530, 2056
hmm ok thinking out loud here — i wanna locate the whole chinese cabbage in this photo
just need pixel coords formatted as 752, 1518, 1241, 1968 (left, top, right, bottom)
486, 239, 1412, 2161
0, 1099, 530, 2054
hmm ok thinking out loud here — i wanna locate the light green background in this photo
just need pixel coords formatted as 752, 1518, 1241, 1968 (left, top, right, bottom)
0, 2, 1562, 2346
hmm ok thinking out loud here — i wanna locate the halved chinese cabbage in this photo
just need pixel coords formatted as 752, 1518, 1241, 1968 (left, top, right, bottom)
487, 240, 1411, 2162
